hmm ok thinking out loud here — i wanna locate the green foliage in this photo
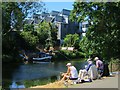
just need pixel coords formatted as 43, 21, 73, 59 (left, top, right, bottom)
20, 1, 46, 18
35, 21, 50, 45
79, 36, 94, 58
20, 31, 39, 48
2, 1, 46, 62
23, 24, 34, 31
2, 2, 24, 34
2, 33, 19, 62
63, 34, 80, 48
35, 22, 57, 46
50, 24, 58, 46
21, 22, 57, 49
54, 50, 85, 60
71, 2, 120, 61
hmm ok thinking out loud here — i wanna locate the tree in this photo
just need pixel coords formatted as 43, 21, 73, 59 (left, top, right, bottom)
20, 1, 46, 18
63, 34, 80, 48
20, 31, 39, 49
2, 1, 46, 62
70, 2, 120, 61
35, 21, 57, 47
2, 2, 25, 62
35, 21, 50, 45
2, 2, 24, 34
23, 24, 34, 31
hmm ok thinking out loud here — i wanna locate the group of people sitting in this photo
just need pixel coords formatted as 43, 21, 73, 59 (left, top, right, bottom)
61, 57, 105, 83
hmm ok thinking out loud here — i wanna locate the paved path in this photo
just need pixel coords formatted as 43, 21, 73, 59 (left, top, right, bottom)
69, 75, 119, 88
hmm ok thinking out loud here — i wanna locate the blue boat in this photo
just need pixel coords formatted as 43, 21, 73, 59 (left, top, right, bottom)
32, 52, 52, 63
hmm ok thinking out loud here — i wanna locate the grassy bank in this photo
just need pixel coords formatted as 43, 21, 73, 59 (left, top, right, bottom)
52, 50, 85, 61
30, 80, 65, 88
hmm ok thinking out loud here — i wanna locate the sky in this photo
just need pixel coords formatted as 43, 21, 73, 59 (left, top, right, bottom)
44, 2, 74, 13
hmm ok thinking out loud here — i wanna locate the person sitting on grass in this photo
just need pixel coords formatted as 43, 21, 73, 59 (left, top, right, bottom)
94, 57, 104, 78
78, 58, 93, 82
61, 63, 78, 81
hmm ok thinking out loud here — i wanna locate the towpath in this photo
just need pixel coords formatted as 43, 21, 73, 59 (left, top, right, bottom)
69, 74, 119, 88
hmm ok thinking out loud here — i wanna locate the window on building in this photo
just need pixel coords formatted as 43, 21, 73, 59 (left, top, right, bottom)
82, 24, 86, 28
82, 24, 88, 28
86, 24, 89, 28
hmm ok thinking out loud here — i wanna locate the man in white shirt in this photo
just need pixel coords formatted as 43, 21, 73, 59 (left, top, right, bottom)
61, 63, 78, 81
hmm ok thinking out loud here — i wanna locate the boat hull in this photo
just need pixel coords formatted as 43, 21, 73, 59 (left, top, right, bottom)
32, 56, 52, 63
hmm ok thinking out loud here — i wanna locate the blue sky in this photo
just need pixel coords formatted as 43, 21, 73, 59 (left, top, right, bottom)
44, 2, 74, 12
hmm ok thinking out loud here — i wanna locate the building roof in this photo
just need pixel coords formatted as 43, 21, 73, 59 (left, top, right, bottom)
54, 15, 64, 22
41, 12, 50, 17
50, 11, 60, 16
44, 16, 53, 22
61, 9, 71, 16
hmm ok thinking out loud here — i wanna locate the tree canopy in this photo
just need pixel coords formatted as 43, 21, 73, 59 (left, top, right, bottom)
35, 21, 57, 47
2, 1, 46, 34
2, 1, 46, 62
70, 2, 120, 60
63, 34, 80, 48
2, 2, 24, 34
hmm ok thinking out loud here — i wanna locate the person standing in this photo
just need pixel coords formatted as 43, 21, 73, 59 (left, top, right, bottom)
94, 57, 104, 77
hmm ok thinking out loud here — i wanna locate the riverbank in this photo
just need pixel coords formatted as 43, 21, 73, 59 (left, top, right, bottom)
69, 74, 119, 88
30, 80, 65, 88
30, 72, 119, 88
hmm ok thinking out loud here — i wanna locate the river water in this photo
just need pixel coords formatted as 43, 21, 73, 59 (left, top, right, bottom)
2, 59, 87, 88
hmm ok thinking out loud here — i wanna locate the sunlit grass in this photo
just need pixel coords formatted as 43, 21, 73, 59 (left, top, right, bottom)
30, 80, 66, 88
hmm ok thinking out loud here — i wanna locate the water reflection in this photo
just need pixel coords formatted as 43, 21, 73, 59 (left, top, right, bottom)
3, 59, 85, 88
9, 81, 25, 89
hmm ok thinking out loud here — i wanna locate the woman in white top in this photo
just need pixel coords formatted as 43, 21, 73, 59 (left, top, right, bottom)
61, 63, 78, 81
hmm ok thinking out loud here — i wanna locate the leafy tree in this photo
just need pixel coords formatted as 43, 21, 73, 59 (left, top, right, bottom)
2, 1, 46, 34
23, 24, 34, 31
63, 34, 80, 48
20, 31, 39, 49
49, 23, 58, 47
20, 1, 46, 18
35, 22, 57, 47
35, 21, 50, 45
2, 1, 46, 62
2, 2, 24, 34
70, 2, 120, 61
79, 36, 96, 58
2, 2, 25, 62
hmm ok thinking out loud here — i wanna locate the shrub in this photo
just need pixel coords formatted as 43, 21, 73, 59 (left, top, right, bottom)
53, 50, 85, 61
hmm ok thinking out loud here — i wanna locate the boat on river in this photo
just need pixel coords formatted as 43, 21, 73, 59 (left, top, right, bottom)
19, 51, 52, 63
32, 52, 52, 63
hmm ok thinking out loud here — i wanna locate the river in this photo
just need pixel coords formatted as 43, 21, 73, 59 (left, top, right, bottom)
2, 59, 87, 88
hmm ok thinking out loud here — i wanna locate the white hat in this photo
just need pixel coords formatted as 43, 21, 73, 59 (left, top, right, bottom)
94, 57, 99, 60
66, 63, 71, 66
87, 58, 91, 61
